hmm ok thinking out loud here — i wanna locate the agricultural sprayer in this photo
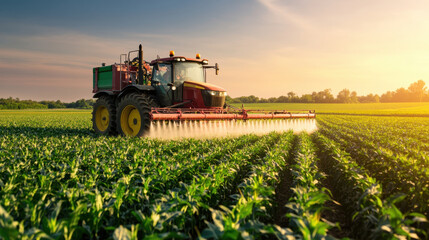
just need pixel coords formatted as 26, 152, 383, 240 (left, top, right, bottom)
92, 44, 316, 139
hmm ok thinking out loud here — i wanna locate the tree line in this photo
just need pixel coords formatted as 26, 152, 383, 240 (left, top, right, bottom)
227, 80, 429, 104
0, 98, 95, 110
1, 80, 428, 109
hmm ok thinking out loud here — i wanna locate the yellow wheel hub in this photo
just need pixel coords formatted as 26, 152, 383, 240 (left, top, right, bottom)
120, 105, 141, 136
95, 106, 109, 132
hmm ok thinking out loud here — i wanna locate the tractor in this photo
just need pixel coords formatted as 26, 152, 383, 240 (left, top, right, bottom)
92, 44, 315, 137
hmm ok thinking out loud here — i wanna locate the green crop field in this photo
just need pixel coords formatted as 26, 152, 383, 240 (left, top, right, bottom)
232, 102, 429, 116
1, 106, 428, 239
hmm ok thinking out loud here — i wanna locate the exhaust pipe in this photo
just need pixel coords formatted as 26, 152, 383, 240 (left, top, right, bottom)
138, 44, 143, 84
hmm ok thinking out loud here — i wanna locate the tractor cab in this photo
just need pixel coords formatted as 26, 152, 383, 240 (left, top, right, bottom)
150, 51, 226, 108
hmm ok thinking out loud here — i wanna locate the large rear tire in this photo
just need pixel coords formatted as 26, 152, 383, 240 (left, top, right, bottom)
147, 94, 160, 108
116, 93, 151, 137
92, 96, 117, 135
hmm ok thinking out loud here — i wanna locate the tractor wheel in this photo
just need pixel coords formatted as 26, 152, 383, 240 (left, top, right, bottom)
92, 96, 117, 135
147, 95, 160, 108
116, 93, 151, 137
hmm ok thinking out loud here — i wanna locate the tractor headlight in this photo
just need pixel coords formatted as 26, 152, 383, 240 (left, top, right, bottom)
202, 90, 226, 107
206, 90, 227, 96
207, 90, 217, 96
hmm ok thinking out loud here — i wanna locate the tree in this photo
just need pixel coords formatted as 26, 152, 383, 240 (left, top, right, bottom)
210, 80, 429, 104
358, 94, 380, 103
381, 91, 393, 102
322, 89, 335, 103
268, 97, 277, 103
259, 98, 268, 103
0, 97, 47, 109
374, 94, 380, 103
408, 80, 427, 102
351, 91, 358, 103
394, 87, 410, 102
337, 89, 351, 103
300, 94, 313, 103
276, 95, 288, 103
225, 95, 233, 104
287, 92, 299, 103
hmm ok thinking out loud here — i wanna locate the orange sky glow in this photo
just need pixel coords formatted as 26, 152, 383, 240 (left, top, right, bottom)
0, 0, 428, 101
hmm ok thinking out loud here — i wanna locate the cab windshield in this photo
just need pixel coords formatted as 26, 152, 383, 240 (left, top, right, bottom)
152, 63, 172, 85
173, 62, 205, 84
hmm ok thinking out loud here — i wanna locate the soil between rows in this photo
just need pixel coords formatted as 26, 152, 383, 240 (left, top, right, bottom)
273, 135, 297, 227
273, 135, 354, 239
318, 171, 353, 239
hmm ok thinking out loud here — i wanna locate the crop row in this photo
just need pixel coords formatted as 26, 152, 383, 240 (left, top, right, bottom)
284, 133, 333, 240
2, 112, 429, 239
318, 118, 428, 183
313, 132, 426, 239
319, 115, 429, 163
320, 115, 429, 143
0, 131, 281, 239
200, 131, 296, 239
0, 111, 92, 137
201, 133, 335, 240
317, 116, 429, 215
112, 132, 281, 239
0, 134, 250, 208
0, 132, 255, 238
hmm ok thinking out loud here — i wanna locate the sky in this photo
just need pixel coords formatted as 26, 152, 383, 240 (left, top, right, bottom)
1, 0, 428, 101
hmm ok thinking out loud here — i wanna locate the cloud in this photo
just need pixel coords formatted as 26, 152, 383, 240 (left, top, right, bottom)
0, 26, 234, 101
0, 29, 127, 100
1, 4, 429, 102
256, 0, 313, 30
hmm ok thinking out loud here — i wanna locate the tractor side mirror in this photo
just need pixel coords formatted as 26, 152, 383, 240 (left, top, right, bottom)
215, 63, 219, 75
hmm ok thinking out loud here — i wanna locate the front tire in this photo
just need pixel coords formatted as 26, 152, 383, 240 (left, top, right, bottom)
92, 96, 117, 135
116, 93, 151, 137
